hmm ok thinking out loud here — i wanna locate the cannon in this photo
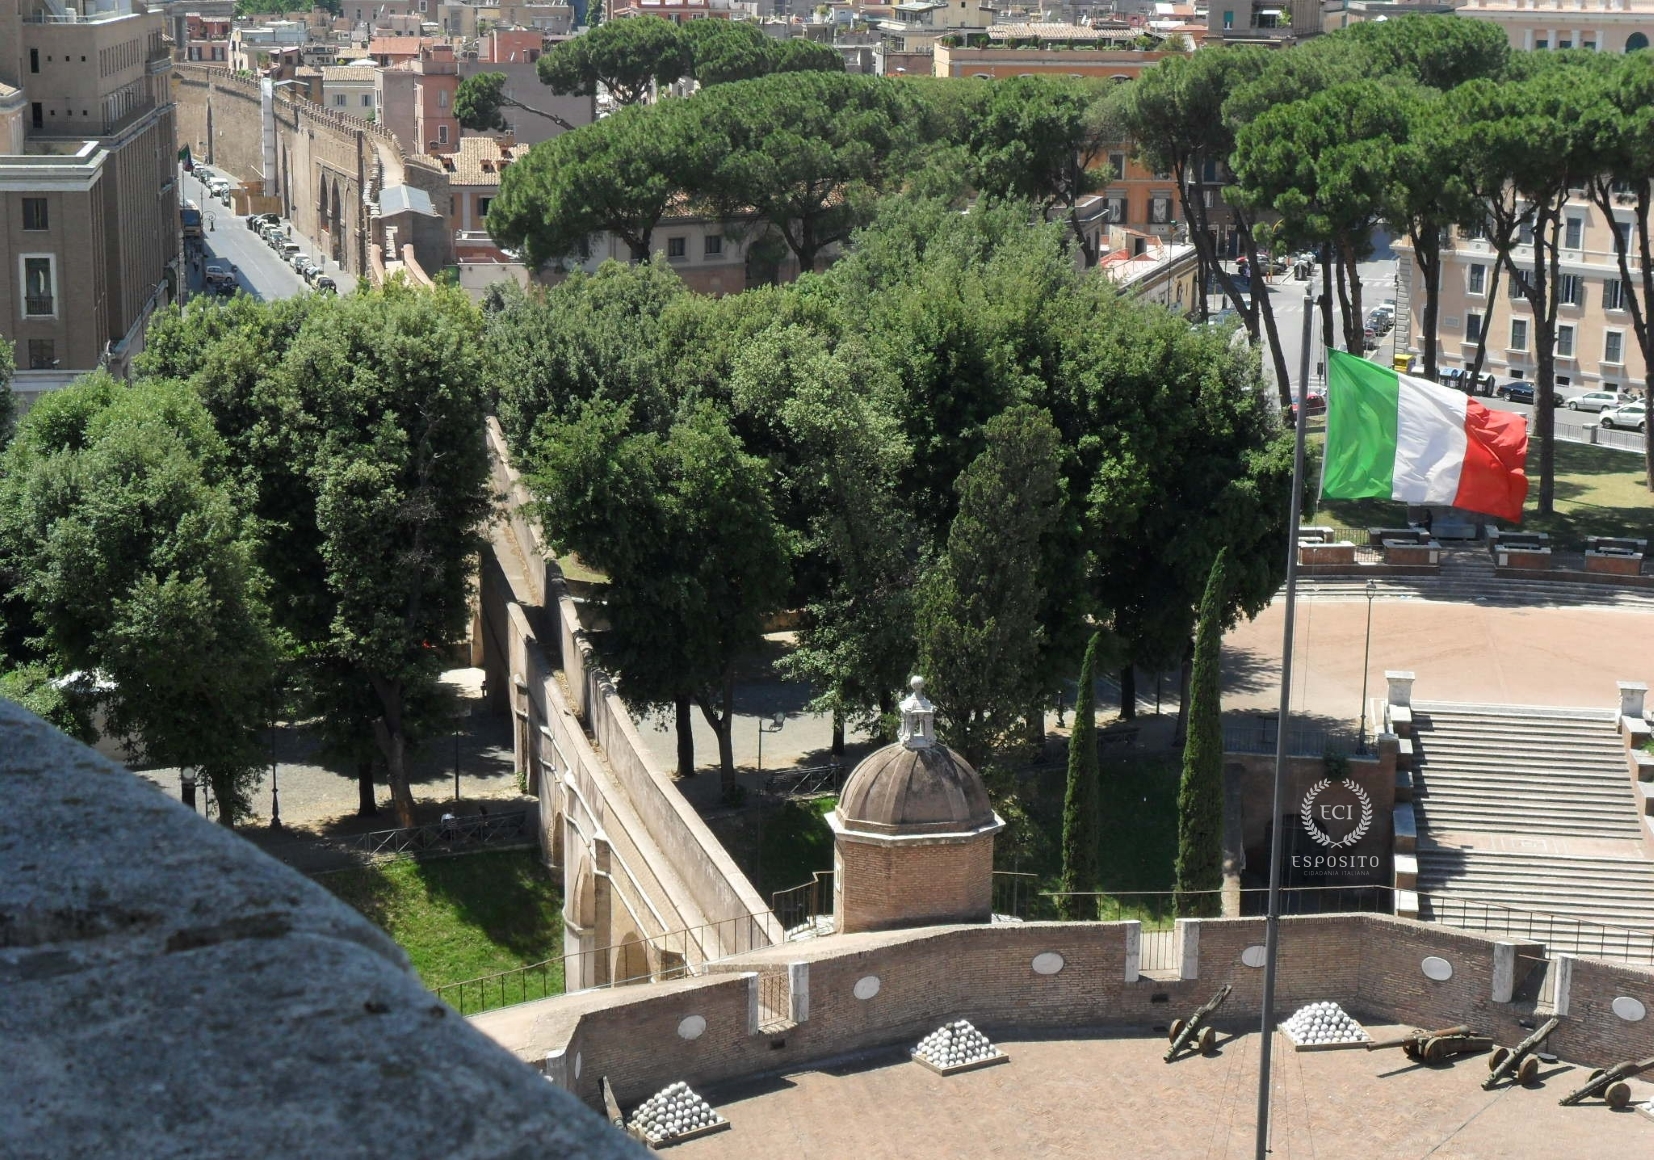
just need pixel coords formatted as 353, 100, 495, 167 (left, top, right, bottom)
1558, 1055, 1654, 1108
1365, 1024, 1493, 1064
1164, 983, 1233, 1062
1485, 1017, 1561, 1089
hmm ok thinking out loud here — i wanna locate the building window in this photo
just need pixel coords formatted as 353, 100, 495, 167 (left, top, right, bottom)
1105, 195, 1126, 223
1612, 220, 1632, 254
1606, 330, 1624, 364
1605, 278, 1628, 311
1629, 32, 1650, 51
1467, 263, 1486, 295
478, 197, 492, 219
1223, 10, 1234, 28
22, 256, 55, 317
1149, 195, 1173, 224
334, 94, 346, 106
362, 94, 372, 106
1558, 38, 1572, 49
1108, 152, 1126, 180
1558, 274, 1583, 306
1557, 323, 1575, 357
1510, 318, 1528, 350
1584, 41, 1596, 51
667, 237, 686, 259
1466, 311, 1483, 341
1556, 374, 1571, 387
704, 235, 722, 257
22, 199, 48, 231
437, 124, 448, 144
1463, 219, 1486, 241
27, 339, 55, 370
438, 88, 448, 108
1564, 216, 1583, 249
1517, 220, 1534, 246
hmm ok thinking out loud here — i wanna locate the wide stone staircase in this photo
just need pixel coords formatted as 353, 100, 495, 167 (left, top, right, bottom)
1409, 702, 1654, 953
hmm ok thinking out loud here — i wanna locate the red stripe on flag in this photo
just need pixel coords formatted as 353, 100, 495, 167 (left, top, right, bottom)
1452, 400, 1529, 522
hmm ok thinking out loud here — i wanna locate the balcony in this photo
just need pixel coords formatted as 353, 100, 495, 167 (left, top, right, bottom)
25, 295, 56, 317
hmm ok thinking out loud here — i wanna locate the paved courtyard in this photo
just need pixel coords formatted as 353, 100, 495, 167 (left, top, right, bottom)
682, 1026, 1653, 1160
1222, 598, 1654, 730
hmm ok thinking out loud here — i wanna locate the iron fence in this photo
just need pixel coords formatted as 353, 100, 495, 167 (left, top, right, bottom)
1036, 885, 1396, 925
347, 809, 532, 859
435, 912, 776, 1016
1221, 723, 1357, 757
992, 871, 1040, 920
762, 763, 844, 801
772, 871, 834, 936
756, 969, 793, 1033
1423, 895, 1654, 965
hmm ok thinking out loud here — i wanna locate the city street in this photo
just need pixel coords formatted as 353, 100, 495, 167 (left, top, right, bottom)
179, 166, 352, 303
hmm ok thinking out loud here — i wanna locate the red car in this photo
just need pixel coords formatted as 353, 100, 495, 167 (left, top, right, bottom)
1289, 392, 1327, 422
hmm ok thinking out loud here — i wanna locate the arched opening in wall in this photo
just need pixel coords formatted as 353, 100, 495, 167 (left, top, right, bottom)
204, 102, 214, 164
613, 930, 649, 986
569, 860, 596, 929
317, 172, 329, 220
1628, 32, 1650, 51
330, 183, 344, 264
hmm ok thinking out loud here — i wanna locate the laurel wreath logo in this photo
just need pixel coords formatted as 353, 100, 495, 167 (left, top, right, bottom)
1300, 778, 1373, 849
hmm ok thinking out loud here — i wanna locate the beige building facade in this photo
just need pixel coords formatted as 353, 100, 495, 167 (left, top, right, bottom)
1, 0, 180, 404
1398, 202, 1649, 395
1453, 0, 1654, 54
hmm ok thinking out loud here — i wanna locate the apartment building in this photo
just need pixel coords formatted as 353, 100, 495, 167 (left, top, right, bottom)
182, 12, 231, 63
1454, 0, 1654, 54
320, 64, 377, 119
1, 0, 180, 404
1397, 202, 1649, 395
1205, 0, 1319, 43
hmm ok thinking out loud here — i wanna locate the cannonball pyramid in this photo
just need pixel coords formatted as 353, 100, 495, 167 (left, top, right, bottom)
912, 1019, 1007, 1073
626, 1082, 728, 1146
1281, 1001, 1371, 1050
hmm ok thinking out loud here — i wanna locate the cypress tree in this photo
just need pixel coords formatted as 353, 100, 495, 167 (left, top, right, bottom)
1058, 631, 1104, 919
1175, 549, 1227, 918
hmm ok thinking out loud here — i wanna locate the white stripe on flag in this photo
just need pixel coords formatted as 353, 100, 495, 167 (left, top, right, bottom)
1392, 371, 1469, 505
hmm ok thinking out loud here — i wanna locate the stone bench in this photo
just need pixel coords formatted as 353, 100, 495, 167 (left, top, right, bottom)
1368, 526, 1424, 547
1383, 538, 1440, 567
1585, 537, 1647, 576
1298, 541, 1357, 566
1496, 545, 1552, 570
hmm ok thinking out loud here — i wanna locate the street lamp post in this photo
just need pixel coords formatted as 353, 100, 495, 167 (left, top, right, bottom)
757, 712, 785, 774
269, 720, 283, 832
454, 719, 462, 802
1358, 578, 1378, 752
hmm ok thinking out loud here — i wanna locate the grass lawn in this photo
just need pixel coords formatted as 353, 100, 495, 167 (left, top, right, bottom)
1313, 438, 1654, 544
320, 849, 564, 1005
756, 797, 836, 895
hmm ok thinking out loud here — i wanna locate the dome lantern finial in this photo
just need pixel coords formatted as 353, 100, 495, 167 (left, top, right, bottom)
898, 675, 935, 750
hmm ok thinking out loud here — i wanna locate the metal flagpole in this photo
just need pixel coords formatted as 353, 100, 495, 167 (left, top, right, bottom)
1255, 284, 1318, 1159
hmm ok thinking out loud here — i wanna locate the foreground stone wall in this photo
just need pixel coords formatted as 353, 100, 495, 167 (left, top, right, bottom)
475, 913, 1654, 1112
0, 699, 643, 1159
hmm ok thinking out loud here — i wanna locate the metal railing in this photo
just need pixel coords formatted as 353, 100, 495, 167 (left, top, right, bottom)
773, 871, 834, 936
435, 912, 774, 1016
992, 870, 1040, 920
1035, 885, 1396, 925
24, 296, 54, 316
347, 810, 532, 859
1222, 723, 1357, 757
762, 762, 844, 801
1424, 895, 1654, 965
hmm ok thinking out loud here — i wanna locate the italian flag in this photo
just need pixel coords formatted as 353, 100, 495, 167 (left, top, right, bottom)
1322, 350, 1529, 522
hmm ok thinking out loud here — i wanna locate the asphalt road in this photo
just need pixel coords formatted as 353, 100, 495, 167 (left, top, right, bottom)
180, 166, 351, 303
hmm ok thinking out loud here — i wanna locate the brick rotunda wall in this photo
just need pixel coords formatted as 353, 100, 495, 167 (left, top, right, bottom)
834, 834, 995, 933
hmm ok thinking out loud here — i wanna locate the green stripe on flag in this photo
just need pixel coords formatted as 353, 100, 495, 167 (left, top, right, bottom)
1322, 350, 1400, 501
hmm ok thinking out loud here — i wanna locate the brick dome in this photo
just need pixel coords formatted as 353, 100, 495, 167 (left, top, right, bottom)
836, 740, 995, 835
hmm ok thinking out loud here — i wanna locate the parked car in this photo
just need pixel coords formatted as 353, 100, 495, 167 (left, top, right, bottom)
1600, 402, 1648, 432
277, 241, 301, 263
289, 252, 311, 272
1495, 381, 1562, 406
248, 212, 277, 232
303, 264, 322, 284
1565, 390, 1626, 413
314, 275, 338, 293
1289, 392, 1328, 423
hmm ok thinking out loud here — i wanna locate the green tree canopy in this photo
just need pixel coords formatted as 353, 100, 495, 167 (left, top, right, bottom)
1174, 549, 1226, 917
489, 99, 705, 267
917, 404, 1064, 764
537, 15, 691, 106
692, 72, 916, 272
0, 374, 275, 821
526, 400, 793, 792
